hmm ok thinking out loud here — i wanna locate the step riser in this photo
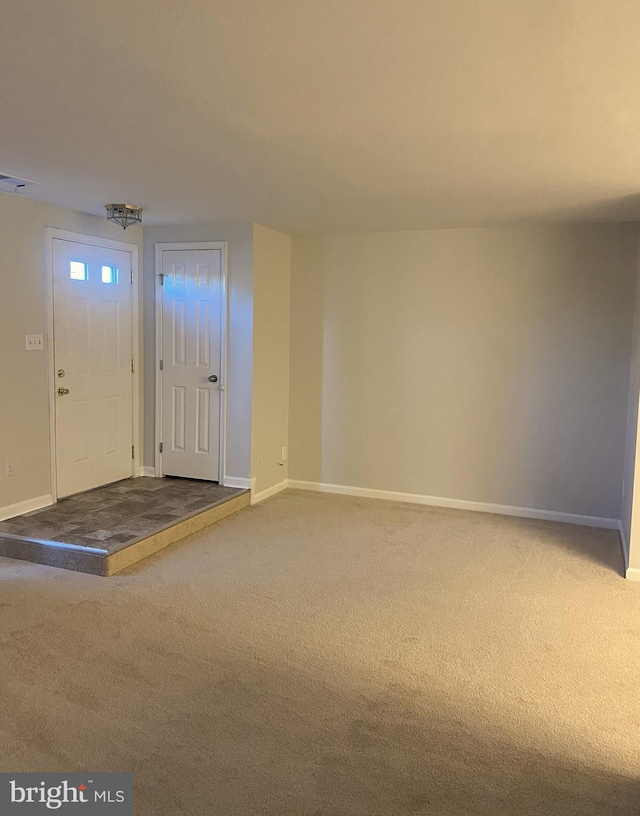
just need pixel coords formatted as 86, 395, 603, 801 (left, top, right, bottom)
0, 538, 105, 575
106, 492, 250, 575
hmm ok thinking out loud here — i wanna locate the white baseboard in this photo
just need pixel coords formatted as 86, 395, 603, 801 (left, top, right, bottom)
223, 476, 252, 490
287, 480, 620, 530
626, 566, 640, 581
252, 480, 288, 505
140, 467, 157, 477
0, 494, 54, 522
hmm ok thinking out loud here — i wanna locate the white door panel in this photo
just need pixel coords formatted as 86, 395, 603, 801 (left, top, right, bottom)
161, 249, 223, 480
53, 239, 133, 497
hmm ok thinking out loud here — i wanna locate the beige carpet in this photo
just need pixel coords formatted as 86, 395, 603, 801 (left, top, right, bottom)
0, 489, 639, 815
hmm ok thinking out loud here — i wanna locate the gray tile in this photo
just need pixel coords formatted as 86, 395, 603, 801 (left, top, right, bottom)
83, 530, 117, 541
2, 477, 245, 556
104, 532, 139, 546
139, 513, 180, 523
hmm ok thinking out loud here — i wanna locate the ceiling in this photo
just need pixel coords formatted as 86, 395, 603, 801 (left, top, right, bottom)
2, 0, 640, 233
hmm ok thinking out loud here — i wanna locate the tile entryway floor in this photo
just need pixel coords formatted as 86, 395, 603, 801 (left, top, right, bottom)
0, 477, 250, 575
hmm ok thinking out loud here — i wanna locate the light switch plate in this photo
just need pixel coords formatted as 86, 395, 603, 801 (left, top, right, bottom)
26, 334, 44, 350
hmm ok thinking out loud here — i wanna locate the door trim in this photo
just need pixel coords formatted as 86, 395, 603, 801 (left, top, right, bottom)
45, 228, 141, 503
154, 242, 228, 483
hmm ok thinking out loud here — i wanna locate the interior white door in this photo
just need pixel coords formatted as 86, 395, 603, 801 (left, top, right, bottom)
52, 238, 133, 498
161, 249, 223, 480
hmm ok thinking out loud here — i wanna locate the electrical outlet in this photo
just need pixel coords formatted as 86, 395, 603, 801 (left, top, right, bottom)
281, 446, 287, 461
5, 459, 14, 477
25, 334, 44, 351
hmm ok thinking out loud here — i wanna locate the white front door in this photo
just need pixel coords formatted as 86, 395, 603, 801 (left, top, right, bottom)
160, 248, 224, 481
52, 238, 134, 498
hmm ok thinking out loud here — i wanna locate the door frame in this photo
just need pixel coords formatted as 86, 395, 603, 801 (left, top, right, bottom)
154, 241, 228, 483
45, 228, 141, 503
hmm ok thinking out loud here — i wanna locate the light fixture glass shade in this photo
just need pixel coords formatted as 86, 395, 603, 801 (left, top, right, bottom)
105, 204, 143, 229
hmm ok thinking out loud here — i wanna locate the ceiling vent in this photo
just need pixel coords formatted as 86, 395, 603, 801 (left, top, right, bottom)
0, 173, 39, 193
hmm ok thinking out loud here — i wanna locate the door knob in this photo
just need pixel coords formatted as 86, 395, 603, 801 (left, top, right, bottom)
57, 387, 70, 396
208, 374, 218, 383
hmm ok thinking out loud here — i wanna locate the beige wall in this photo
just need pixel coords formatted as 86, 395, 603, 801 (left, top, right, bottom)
622, 239, 640, 574
142, 223, 254, 480
289, 225, 639, 519
0, 192, 143, 512
621, 259, 640, 569
3, 191, 637, 544
252, 224, 291, 495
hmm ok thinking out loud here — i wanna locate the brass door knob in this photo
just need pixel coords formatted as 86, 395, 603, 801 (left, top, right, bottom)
57, 387, 70, 396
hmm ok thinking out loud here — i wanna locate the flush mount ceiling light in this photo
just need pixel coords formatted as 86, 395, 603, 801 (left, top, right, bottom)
105, 203, 143, 229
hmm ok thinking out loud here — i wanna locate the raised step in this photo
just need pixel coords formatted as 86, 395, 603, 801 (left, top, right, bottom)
0, 478, 250, 576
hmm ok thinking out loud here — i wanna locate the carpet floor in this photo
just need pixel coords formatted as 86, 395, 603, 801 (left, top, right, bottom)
0, 489, 639, 815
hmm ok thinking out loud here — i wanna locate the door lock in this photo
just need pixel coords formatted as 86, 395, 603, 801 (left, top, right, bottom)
57, 387, 70, 396
208, 374, 218, 383
57, 369, 65, 378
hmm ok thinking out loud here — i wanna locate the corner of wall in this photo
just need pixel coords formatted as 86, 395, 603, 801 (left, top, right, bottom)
251, 223, 291, 495
622, 226, 640, 575
287, 234, 325, 484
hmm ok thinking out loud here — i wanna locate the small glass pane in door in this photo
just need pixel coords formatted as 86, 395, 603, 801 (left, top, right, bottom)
70, 261, 88, 280
101, 265, 118, 284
